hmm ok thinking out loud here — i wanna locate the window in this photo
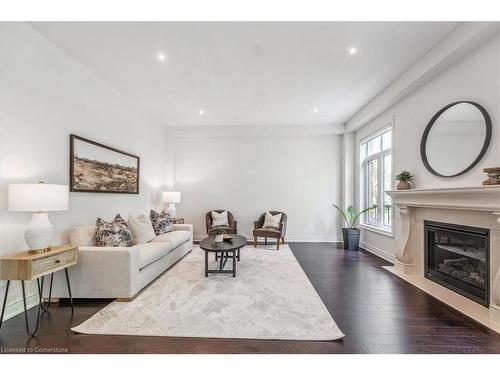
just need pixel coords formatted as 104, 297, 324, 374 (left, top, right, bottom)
359, 125, 392, 232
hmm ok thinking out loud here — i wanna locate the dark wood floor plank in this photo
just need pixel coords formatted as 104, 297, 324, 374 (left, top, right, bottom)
0, 242, 499, 353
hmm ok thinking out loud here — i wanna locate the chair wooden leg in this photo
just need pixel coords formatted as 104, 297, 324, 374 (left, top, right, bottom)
254, 236, 257, 247
265, 237, 267, 245
277, 238, 280, 250
282, 237, 285, 244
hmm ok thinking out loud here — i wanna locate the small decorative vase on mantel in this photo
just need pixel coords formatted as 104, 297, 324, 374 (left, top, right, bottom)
395, 170, 414, 190
397, 181, 411, 190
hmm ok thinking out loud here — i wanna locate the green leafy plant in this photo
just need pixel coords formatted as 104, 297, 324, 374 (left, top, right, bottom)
332, 204, 378, 229
214, 228, 225, 236
395, 170, 414, 183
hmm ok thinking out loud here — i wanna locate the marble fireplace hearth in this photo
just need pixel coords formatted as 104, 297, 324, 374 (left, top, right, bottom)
386, 186, 500, 333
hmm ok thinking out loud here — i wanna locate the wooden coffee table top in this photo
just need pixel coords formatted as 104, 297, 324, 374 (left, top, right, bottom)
200, 235, 247, 252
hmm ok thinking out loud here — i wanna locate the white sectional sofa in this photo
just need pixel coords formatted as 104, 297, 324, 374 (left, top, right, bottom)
48, 223, 193, 300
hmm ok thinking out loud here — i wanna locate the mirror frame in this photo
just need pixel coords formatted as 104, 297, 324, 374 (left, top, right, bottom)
420, 101, 492, 178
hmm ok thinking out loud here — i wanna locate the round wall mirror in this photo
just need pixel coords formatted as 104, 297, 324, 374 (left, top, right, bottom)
420, 101, 492, 177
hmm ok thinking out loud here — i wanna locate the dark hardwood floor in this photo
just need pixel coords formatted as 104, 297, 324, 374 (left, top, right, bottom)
1, 242, 500, 354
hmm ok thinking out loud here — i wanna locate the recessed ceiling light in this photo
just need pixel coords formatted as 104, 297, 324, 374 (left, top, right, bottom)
199, 109, 204, 115
157, 52, 166, 62
348, 46, 358, 55
313, 107, 319, 113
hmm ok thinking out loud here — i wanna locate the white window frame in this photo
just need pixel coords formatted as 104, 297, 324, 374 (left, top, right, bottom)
359, 123, 393, 235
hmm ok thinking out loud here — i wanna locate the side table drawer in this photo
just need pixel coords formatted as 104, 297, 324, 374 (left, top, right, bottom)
33, 250, 77, 277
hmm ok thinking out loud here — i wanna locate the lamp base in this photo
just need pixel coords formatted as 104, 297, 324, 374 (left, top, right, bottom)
166, 203, 177, 218
28, 247, 51, 255
25, 212, 54, 252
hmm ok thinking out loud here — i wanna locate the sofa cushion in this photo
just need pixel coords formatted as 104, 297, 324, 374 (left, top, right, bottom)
152, 230, 191, 248
128, 215, 156, 244
150, 209, 173, 235
138, 242, 172, 270
69, 225, 96, 246
95, 214, 134, 247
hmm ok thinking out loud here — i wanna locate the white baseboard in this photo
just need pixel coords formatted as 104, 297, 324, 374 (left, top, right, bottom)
1, 291, 39, 323
359, 241, 395, 263
193, 234, 341, 243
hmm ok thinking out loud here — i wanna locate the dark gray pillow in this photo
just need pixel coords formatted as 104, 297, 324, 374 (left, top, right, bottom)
95, 214, 134, 247
150, 210, 173, 235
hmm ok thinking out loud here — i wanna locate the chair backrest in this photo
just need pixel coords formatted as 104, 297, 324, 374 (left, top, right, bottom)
256, 211, 287, 234
205, 210, 235, 231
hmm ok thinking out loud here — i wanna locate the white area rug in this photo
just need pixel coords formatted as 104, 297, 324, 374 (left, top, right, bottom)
72, 245, 344, 341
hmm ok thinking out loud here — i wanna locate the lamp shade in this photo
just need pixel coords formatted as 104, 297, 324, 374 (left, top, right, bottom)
162, 191, 181, 203
8, 183, 69, 212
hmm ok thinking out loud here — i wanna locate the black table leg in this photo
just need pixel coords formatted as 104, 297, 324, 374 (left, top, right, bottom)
237, 248, 240, 261
0, 280, 10, 329
37, 273, 54, 313
219, 251, 225, 270
232, 251, 236, 277
64, 268, 74, 313
22, 280, 41, 337
205, 250, 208, 277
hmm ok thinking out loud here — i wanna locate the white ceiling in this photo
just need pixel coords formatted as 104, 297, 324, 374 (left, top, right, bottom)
29, 22, 458, 127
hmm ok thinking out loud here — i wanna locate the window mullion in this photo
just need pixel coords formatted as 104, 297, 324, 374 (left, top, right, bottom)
378, 154, 383, 226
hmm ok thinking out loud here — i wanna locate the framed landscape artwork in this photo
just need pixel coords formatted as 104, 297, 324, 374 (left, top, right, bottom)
70, 134, 140, 194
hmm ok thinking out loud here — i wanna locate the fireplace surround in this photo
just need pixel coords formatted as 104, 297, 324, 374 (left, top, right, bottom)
424, 221, 489, 306
386, 186, 500, 332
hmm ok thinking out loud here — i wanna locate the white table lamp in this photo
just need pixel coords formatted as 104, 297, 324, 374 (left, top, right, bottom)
162, 191, 181, 218
8, 182, 69, 253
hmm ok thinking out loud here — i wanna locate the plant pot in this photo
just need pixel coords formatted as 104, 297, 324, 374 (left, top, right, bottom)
214, 234, 224, 243
397, 181, 411, 190
342, 228, 360, 251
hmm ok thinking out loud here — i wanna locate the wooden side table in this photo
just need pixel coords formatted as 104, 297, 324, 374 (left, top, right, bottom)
172, 218, 184, 224
0, 244, 78, 336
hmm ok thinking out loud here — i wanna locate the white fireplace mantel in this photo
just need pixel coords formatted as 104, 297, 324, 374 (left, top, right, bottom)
387, 185, 500, 214
385, 185, 500, 332
387, 185, 500, 268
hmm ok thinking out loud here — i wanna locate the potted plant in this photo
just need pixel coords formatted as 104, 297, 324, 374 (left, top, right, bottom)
395, 170, 414, 190
213, 228, 225, 243
332, 204, 377, 251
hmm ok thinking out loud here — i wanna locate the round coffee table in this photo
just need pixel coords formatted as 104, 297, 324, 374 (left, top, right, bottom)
200, 235, 247, 277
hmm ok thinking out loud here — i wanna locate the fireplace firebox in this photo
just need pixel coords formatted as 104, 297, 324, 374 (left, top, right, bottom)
424, 220, 489, 306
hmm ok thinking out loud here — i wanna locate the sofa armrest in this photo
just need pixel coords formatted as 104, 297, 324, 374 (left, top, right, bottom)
172, 224, 193, 240
62, 245, 141, 298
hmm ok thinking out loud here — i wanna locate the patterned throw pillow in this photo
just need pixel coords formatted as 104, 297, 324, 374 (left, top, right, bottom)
95, 214, 134, 247
150, 209, 173, 235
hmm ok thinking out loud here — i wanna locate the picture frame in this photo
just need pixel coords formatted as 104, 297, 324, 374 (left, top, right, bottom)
69, 134, 140, 194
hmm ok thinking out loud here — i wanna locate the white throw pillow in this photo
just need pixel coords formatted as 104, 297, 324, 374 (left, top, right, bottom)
211, 210, 229, 227
69, 225, 96, 246
128, 215, 156, 244
264, 212, 282, 229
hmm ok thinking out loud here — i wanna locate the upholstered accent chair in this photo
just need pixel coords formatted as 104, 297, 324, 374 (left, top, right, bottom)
205, 210, 238, 235
253, 211, 287, 250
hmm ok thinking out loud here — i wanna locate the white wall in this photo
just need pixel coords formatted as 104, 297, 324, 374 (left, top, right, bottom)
165, 125, 343, 242
0, 23, 166, 318
354, 34, 500, 260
